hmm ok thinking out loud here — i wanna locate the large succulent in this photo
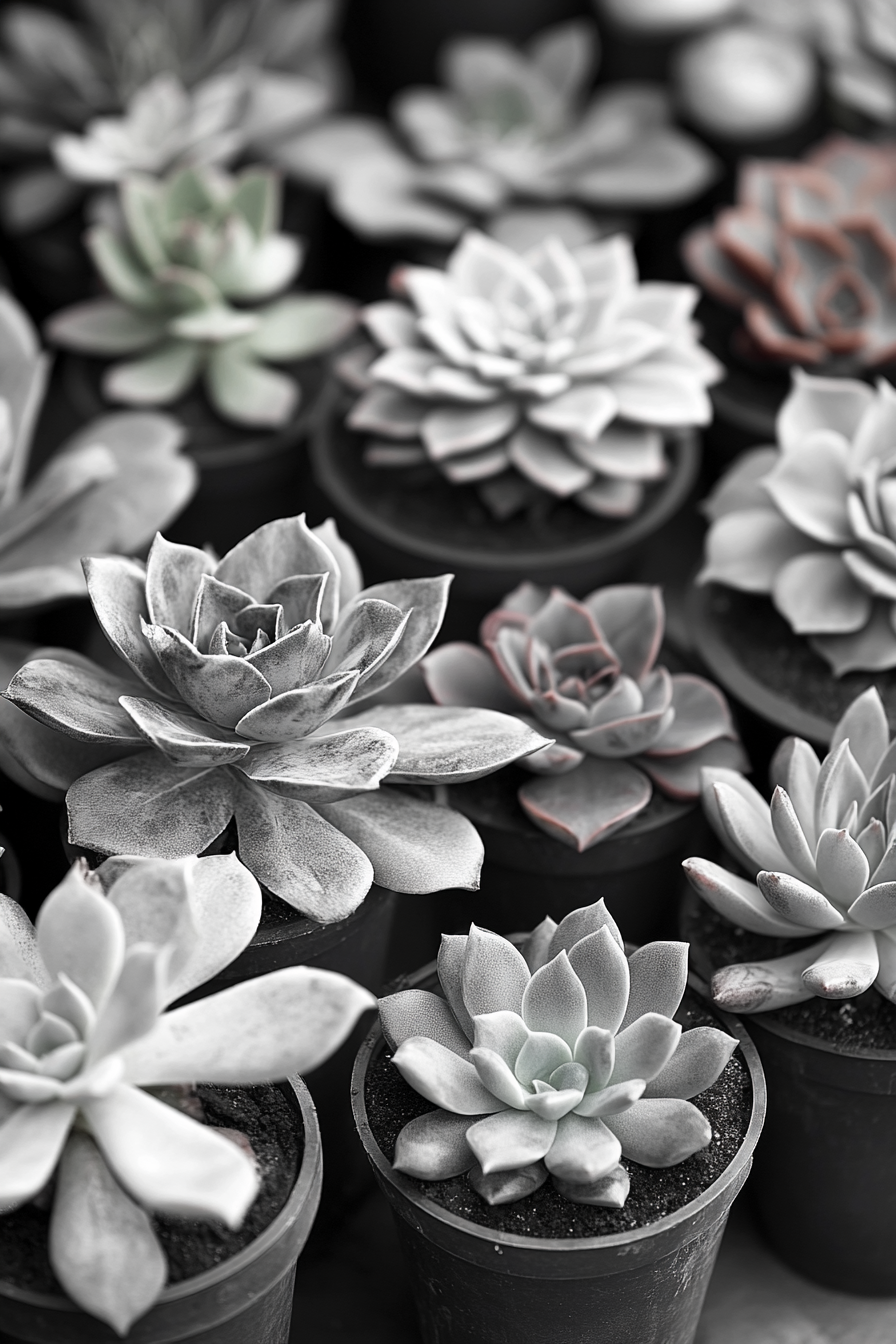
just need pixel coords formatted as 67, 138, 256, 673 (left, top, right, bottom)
0, 515, 549, 921
700, 370, 896, 675
684, 686, 896, 1010
47, 165, 358, 428
683, 135, 896, 369
0, 853, 373, 1333
343, 230, 721, 520
278, 20, 716, 244
380, 901, 738, 1207
423, 582, 746, 851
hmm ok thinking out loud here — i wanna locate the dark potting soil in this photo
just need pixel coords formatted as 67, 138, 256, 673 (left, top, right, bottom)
681, 896, 896, 1052
0, 1083, 301, 1296
364, 988, 752, 1238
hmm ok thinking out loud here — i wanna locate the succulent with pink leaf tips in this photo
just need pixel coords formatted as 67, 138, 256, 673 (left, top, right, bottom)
343, 230, 722, 520
700, 370, 896, 675
423, 582, 747, 852
0, 853, 374, 1334
379, 901, 738, 1207
684, 686, 896, 1011
0, 515, 550, 921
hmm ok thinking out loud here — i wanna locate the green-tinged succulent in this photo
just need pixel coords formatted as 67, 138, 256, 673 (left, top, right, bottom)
684, 686, 896, 1010
423, 582, 746, 851
46, 165, 358, 428
0, 853, 373, 1333
343, 230, 721, 520
379, 902, 738, 1207
0, 289, 196, 611
0, 515, 549, 921
700, 370, 896, 676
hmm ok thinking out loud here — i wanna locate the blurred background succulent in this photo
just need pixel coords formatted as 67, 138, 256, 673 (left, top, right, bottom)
685, 687, 896, 1010
46, 165, 358, 427
379, 901, 738, 1206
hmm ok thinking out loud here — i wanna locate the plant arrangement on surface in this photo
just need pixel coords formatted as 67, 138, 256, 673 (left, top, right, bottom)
342, 230, 722, 520
422, 582, 747, 852
700, 370, 896, 675
684, 685, 896, 1011
0, 852, 374, 1333
378, 900, 738, 1207
683, 135, 896, 369
278, 20, 717, 245
46, 164, 358, 429
0, 514, 550, 921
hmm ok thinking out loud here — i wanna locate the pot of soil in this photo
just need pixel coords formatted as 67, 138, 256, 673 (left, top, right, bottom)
0, 1074, 321, 1344
680, 888, 896, 1295
352, 949, 765, 1344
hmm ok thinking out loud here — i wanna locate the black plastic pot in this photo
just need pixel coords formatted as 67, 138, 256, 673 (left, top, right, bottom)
352, 954, 766, 1344
0, 1074, 321, 1344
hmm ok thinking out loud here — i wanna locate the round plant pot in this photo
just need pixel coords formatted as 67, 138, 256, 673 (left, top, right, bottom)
352, 953, 766, 1344
0, 1074, 321, 1344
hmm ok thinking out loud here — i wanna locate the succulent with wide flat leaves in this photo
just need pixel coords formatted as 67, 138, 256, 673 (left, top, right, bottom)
380, 901, 737, 1206
684, 686, 896, 1010
0, 853, 373, 1334
0, 515, 550, 920
423, 581, 746, 851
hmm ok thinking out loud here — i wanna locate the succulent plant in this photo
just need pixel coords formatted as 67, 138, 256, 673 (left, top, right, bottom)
683, 135, 896, 369
0, 514, 549, 920
0, 852, 373, 1333
700, 369, 896, 675
684, 686, 896, 1010
343, 230, 721, 520
379, 901, 738, 1207
46, 165, 358, 428
423, 582, 747, 851
278, 20, 716, 244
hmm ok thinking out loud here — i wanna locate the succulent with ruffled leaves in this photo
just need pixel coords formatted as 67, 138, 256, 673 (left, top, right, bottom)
343, 230, 721, 520
0, 515, 549, 921
380, 901, 738, 1207
0, 852, 373, 1333
423, 581, 746, 851
684, 686, 896, 1010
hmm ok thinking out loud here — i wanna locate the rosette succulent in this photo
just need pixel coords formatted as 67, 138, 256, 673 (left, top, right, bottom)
683, 135, 896, 369
0, 852, 373, 1333
684, 686, 896, 1010
700, 370, 896, 675
46, 164, 358, 428
0, 514, 549, 920
423, 582, 747, 851
379, 901, 738, 1207
344, 230, 721, 519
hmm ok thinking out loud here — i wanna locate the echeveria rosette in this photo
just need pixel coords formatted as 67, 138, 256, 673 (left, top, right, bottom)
344, 230, 722, 520
380, 901, 738, 1207
0, 515, 550, 921
423, 582, 747, 852
701, 370, 896, 675
46, 164, 358, 428
684, 686, 896, 1011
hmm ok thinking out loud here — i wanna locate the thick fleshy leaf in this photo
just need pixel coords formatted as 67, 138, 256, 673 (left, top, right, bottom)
639, 738, 749, 800
36, 865, 124, 1008
573, 1078, 645, 1118
769, 786, 818, 884
568, 927, 630, 1034
698, 508, 820, 593
543, 1113, 621, 1184
81, 557, 173, 697
555, 1163, 629, 1207
472, 1011, 529, 1069
644, 1028, 738, 1100
801, 930, 880, 998
773, 553, 871, 636
349, 575, 453, 702
205, 347, 299, 429
770, 738, 820, 844
437, 934, 474, 1041
520, 952, 587, 1045
4, 657, 143, 745
605, 1098, 711, 1166
470, 1047, 531, 1109
814, 828, 871, 905
572, 1026, 615, 1091
143, 624, 272, 730
777, 371, 874, 454
811, 603, 896, 676
548, 900, 623, 956
648, 676, 735, 756
847, 882, 896, 930
324, 597, 411, 685
712, 780, 790, 873
815, 740, 868, 836
0, 894, 50, 987
422, 642, 519, 712
469, 1160, 548, 1205
380, 990, 471, 1058
104, 342, 203, 408
121, 697, 249, 767
239, 727, 397, 803
521, 918, 558, 973
682, 857, 809, 937
466, 1110, 556, 1175
513, 1032, 572, 1088
249, 295, 357, 361
519, 756, 652, 851
527, 386, 617, 443
421, 402, 519, 461
155, 853, 261, 1004
763, 435, 853, 545
831, 687, 890, 782
462, 925, 531, 1020
393, 1111, 474, 1179
392, 1036, 503, 1114
757, 870, 845, 930
611, 1014, 681, 1085
710, 941, 830, 1013
0, 1101, 76, 1209
344, 704, 549, 782
144, 535, 214, 636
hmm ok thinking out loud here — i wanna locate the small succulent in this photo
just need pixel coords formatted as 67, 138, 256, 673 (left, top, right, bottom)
684, 686, 896, 1010
0, 852, 373, 1333
700, 370, 896, 675
0, 514, 549, 920
343, 230, 721, 520
423, 582, 746, 851
46, 165, 358, 428
683, 135, 896, 369
379, 901, 738, 1207
278, 20, 716, 244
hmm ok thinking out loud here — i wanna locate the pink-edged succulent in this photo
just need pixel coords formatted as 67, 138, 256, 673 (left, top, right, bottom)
379, 901, 738, 1207
701, 369, 896, 675
422, 582, 747, 852
683, 135, 896, 369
